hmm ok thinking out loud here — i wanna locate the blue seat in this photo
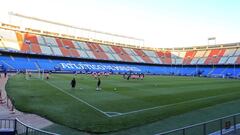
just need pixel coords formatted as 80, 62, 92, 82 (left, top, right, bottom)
0, 55, 239, 77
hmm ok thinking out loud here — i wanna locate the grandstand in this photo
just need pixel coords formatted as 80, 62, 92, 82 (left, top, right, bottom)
0, 14, 240, 135
0, 22, 239, 78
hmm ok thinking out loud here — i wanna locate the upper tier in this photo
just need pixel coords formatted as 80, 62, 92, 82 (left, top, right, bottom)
0, 28, 240, 65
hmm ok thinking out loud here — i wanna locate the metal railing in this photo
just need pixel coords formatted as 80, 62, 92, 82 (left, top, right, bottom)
155, 113, 240, 135
0, 118, 59, 135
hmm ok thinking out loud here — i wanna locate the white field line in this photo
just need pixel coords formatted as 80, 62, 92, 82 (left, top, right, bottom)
112, 91, 240, 117
44, 80, 240, 118
44, 81, 111, 117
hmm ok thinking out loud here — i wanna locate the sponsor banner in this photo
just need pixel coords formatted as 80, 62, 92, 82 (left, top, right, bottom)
60, 63, 141, 72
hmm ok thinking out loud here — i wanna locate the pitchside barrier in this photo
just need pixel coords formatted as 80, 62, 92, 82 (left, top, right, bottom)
0, 118, 58, 135
155, 113, 240, 135
1, 90, 16, 113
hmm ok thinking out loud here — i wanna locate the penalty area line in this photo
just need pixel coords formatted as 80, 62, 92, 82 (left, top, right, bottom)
44, 81, 111, 118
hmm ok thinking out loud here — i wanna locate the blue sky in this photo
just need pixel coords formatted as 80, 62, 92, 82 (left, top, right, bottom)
0, 0, 239, 47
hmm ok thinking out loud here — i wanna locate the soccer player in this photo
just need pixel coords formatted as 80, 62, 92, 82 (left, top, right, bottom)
71, 78, 76, 89
28, 72, 32, 78
123, 73, 126, 79
46, 73, 50, 80
96, 77, 101, 91
4, 70, 7, 78
127, 74, 131, 80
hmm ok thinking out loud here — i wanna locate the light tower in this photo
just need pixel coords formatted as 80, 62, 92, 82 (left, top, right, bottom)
207, 37, 216, 46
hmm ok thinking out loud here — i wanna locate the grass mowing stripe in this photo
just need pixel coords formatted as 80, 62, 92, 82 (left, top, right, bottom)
44, 80, 111, 117
45, 75, 240, 117
46, 76, 240, 118
7, 74, 240, 133
114, 90, 240, 117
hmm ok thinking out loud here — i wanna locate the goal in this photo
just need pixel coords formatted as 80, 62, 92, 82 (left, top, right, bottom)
210, 74, 225, 78
25, 69, 44, 80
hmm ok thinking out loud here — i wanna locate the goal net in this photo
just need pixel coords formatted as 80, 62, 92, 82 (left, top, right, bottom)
25, 69, 44, 80
210, 74, 225, 78
236, 74, 240, 79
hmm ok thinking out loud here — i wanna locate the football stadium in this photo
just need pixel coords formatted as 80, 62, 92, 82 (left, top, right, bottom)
0, 1, 240, 135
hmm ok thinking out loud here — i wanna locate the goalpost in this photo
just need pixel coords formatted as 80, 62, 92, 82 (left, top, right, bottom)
210, 74, 225, 78
236, 74, 240, 79
25, 69, 44, 80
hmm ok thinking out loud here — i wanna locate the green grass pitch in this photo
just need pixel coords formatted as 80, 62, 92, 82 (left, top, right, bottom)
5, 74, 240, 134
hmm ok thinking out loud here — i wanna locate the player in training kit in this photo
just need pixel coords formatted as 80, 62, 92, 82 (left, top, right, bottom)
96, 77, 101, 91
71, 78, 76, 89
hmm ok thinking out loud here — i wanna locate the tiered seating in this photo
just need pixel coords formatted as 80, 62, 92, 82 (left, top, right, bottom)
1, 54, 239, 78
178, 52, 186, 64
16, 32, 30, 52
55, 38, 71, 57
143, 50, 162, 64
204, 49, 226, 64
155, 51, 171, 64
132, 49, 153, 63
164, 51, 172, 64
0, 29, 20, 51
73, 41, 95, 59
122, 47, 142, 62
178, 67, 196, 76
223, 49, 236, 56
0, 56, 15, 70
72, 41, 88, 58
191, 51, 205, 64
0, 28, 240, 66
200, 67, 214, 76
235, 48, 240, 56
214, 49, 226, 64
86, 42, 109, 60
111, 46, 133, 62
234, 48, 240, 64
172, 51, 186, 65
226, 57, 237, 64
210, 67, 226, 75
23, 33, 42, 54
156, 51, 166, 64
223, 68, 240, 77
197, 50, 209, 64
236, 57, 240, 64
219, 49, 235, 64
218, 49, 232, 64
2, 56, 38, 70
171, 51, 178, 64
183, 51, 196, 64
30, 58, 54, 70
43, 36, 62, 56
99, 44, 117, 61
61, 39, 80, 57
225, 48, 237, 64
36, 36, 54, 55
